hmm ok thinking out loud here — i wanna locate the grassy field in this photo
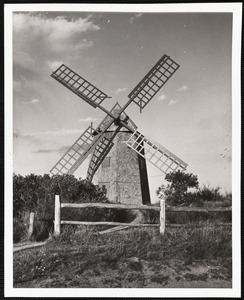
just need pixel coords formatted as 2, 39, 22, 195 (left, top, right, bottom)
13, 224, 232, 288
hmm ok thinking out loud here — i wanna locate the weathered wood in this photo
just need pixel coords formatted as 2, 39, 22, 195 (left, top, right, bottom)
28, 212, 35, 238
54, 195, 61, 235
98, 226, 131, 235
61, 220, 159, 227
56, 197, 231, 234
61, 202, 231, 213
60, 220, 231, 228
166, 206, 232, 212
160, 199, 165, 235
61, 202, 160, 211
167, 223, 232, 228
13, 241, 47, 253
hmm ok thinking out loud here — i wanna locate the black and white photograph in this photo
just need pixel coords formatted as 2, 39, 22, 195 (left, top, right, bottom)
4, 3, 241, 297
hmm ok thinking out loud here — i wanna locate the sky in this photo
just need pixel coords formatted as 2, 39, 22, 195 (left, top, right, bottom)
12, 10, 233, 201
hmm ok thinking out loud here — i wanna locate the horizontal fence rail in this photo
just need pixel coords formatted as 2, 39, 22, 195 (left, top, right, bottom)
61, 202, 231, 212
54, 195, 232, 236
61, 221, 159, 227
61, 202, 161, 210
60, 221, 231, 228
166, 206, 231, 212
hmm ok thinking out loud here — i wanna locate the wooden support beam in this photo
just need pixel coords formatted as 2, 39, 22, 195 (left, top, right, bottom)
60, 220, 231, 228
61, 202, 160, 211
28, 212, 35, 238
61, 220, 159, 227
61, 202, 231, 213
167, 223, 232, 228
166, 206, 232, 212
54, 195, 61, 236
160, 199, 165, 235
98, 225, 131, 235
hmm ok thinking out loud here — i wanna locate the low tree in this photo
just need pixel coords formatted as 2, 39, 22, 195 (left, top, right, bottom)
13, 173, 109, 216
156, 170, 199, 206
13, 173, 113, 241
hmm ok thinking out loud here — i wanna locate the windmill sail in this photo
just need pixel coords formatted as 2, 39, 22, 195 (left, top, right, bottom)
50, 125, 101, 175
50, 54, 187, 182
51, 64, 110, 108
50, 112, 119, 175
97, 102, 138, 132
126, 130, 187, 174
128, 55, 180, 111
86, 137, 114, 182
86, 103, 135, 181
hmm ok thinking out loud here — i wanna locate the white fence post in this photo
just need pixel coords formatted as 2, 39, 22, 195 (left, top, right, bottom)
160, 198, 165, 235
54, 195, 61, 236
28, 212, 35, 238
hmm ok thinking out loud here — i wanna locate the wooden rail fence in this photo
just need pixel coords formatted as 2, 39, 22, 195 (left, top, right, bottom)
53, 195, 232, 236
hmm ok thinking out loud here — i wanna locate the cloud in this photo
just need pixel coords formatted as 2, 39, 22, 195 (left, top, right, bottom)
13, 80, 21, 92
114, 87, 128, 95
178, 85, 188, 92
14, 130, 31, 139
130, 13, 143, 24
13, 13, 100, 41
23, 98, 39, 105
13, 13, 100, 72
13, 130, 38, 144
33, 149, 56, 154
36, 129, 85, 136
168, 99, 178, 106
13, 13, 101, 110
34, 142, 93, 154
13, 51, 35, 70
33, 145, 69, 154
157, 94, 167, 101
30, 98, 39, 104
46, 60, 64, 71
14, 128, 85, 139
79, 117, 97, 123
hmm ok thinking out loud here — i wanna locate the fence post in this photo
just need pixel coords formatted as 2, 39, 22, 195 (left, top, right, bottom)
160, 198, 165, 235
28, 212, 35, 238
54, 195, 61, 236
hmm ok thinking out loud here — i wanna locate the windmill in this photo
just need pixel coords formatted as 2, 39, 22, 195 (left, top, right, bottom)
50, 54, 187, 205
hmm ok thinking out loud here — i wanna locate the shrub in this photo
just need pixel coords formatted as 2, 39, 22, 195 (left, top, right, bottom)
13, 174, 111, 242
13, 218, 28, 243
156, 173, 232, 208
199, 185, 221, 202
156, 170, 199, 206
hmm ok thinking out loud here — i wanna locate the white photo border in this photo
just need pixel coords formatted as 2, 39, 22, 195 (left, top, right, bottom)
4, 2, 242, 298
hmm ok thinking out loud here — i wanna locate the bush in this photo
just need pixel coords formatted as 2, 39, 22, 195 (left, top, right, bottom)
165, 211, 231, 224
13, 218, 28, 243
157, 171, 199, 206
13, 173, 109, 215
32, 219, 54, 242
199, 185, 232, 206
13, 174, 111, 242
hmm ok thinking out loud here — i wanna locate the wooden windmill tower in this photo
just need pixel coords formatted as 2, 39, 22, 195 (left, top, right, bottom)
50, 54, 188, 205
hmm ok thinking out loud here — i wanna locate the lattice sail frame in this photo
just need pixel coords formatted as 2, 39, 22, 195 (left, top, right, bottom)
86, 138, 114, 182
128, 55, 180, 111
126, 130, 187, 174
50, 125, 106, 175
50, 54, 187, 177
86, 106, 136, 181
51, 64, 110, 108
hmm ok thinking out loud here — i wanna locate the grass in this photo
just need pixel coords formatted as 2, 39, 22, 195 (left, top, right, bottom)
13, 224, 232, 288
